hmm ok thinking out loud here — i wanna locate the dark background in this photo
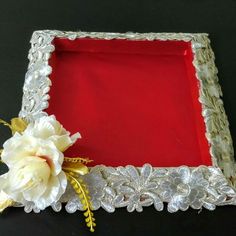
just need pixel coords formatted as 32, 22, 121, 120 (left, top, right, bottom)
0, 0, 236, 235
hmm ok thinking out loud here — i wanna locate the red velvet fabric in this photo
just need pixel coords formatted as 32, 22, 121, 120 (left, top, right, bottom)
46, 38, 212, 167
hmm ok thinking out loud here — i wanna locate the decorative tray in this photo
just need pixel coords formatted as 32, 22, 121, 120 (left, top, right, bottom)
1, 31, 236, 232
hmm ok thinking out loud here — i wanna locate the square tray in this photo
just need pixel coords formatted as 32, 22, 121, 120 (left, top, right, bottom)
20, 31, 236, 213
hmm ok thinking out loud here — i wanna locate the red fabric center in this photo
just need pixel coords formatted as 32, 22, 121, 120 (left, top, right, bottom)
46, 38, 212, 167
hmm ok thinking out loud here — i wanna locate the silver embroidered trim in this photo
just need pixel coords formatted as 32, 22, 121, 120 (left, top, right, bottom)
24, 165, 236, 213
19, 31, 236, 212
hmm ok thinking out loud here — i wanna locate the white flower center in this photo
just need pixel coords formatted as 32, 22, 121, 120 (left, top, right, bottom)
37, 155, 52, 168
8, 156, 51, 191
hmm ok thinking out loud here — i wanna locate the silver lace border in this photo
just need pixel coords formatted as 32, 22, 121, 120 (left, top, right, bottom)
19, 31, 236, 213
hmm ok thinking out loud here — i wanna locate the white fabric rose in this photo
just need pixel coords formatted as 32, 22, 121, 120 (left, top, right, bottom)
0, 115, 80, 210
24, 115, 81, 152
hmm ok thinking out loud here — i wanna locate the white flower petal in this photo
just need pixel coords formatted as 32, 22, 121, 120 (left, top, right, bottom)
24, 115, 79, 152
178, 166, 191, 184
35, 172, 67, 210
71, 132, 81, 142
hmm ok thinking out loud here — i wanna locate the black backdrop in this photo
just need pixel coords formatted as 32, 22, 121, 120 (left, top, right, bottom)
0, 0, 236, 235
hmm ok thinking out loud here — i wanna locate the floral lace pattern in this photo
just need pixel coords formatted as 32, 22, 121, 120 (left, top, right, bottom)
23, 164, 236, 213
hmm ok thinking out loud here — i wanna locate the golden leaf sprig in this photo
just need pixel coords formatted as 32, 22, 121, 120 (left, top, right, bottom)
63, 157, 95, 232
0, 117, 28, 163
0, 117, 28, 135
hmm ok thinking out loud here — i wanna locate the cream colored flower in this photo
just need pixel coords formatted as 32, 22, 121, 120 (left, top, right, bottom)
24, 115, 81, 152
0, 115, 80, 210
